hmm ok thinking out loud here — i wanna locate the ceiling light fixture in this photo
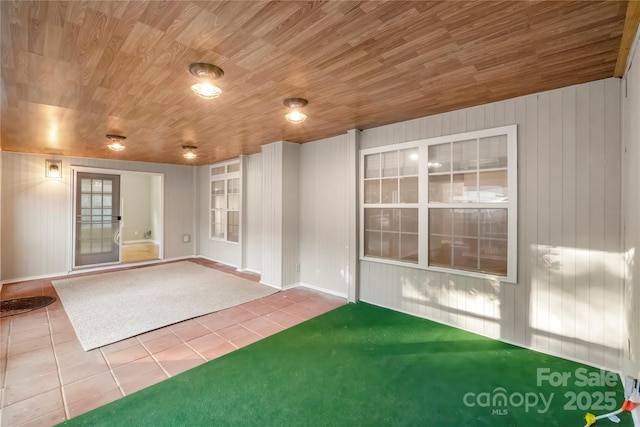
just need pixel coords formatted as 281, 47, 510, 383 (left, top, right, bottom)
283, 97, 308, 123
182, 145, 198, 160
106, 134, 126, 151
189, 63, 224, 99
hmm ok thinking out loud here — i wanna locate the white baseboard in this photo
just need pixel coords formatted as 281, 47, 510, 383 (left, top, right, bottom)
0, 256, 195, 285
1, 271, 69, 285
253, 280, 348, 298
237, 267, 261, 275
196, 255, 239, 269
122, 239, 155, 245
259, 280, 282, 290
288, 281, 348, 299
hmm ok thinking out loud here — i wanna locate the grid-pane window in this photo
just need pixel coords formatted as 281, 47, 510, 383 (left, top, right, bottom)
363, 148, 419, 263
210, 160, 241, 242
360, 125, 517, 282
428, 133, 509, 275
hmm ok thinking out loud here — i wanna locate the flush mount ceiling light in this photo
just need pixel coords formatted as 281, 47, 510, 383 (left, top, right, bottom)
283, 97, 308, 123
189, 63, 224, 99
106, 134, 126, 151
182, 145, 198, 160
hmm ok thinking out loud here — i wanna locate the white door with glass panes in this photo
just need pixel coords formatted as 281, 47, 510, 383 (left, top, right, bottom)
74, 172, 121, 267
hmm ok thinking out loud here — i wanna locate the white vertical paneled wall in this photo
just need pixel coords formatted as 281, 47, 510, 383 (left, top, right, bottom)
197, 164, 240, 267
242, 153, 263, 273
1, 152, 197, 282
260, 141, 301, 288
150, 176, 163, 247
622, 31, 640, 379
282, 142, 301, 288
360, 78, 624, 370
261, 142, 284, 287
1, 153, 68, 280
299, 134, 352, 297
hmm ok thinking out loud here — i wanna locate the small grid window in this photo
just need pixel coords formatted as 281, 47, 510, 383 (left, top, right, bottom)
210, 160, 241, 242
363, 148, 419, 263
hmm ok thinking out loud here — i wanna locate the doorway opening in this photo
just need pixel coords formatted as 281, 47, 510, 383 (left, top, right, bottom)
71, 167, 164, 270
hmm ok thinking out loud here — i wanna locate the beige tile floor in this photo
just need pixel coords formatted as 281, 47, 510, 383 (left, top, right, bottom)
0, 259, 346, 427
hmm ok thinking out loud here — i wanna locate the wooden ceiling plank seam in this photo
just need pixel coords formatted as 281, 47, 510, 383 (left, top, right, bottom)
240, 1, 305, 38
57, 20, 79, 63
260, 3, 329, 47
87, 16, 131, 88
43, 23, 64, 60
139, 1, 185, 32
44, 1, 68, 27
27, 17, 45, 56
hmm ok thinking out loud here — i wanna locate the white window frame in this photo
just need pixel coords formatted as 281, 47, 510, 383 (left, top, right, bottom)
359, 124, 518, 283
210, 159, 241, 243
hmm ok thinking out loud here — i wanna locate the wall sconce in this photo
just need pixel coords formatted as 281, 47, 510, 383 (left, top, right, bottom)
46, 160, 62, 178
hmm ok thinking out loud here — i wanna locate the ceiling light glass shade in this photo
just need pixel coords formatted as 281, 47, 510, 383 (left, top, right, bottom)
107, 141, 125, 151
191, 82, 222, 99
285, 110, 307, 124
106, 134, 126, 151
182, 145, 198, 159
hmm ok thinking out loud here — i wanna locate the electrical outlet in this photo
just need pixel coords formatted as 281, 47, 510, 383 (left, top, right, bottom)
296, 264, 300, 272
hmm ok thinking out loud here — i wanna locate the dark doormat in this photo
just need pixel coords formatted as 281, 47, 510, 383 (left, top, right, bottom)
0, 296, 56, 318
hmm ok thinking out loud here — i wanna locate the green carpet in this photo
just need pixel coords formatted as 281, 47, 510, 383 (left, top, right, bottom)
59, 303, 632, 426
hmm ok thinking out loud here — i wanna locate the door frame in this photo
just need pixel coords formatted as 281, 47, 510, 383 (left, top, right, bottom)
69, 166, 165, 271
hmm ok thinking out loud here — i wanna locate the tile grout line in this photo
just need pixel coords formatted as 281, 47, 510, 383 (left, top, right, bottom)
226, 323, 257, 349
138, 336, 174, 379
0, 317, 13, 412
179, 336, 210, 362
47, 302, 71, 422
98, 347, 126, 398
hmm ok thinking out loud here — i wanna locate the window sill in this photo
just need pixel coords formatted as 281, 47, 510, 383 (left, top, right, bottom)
360, 256, 515, 283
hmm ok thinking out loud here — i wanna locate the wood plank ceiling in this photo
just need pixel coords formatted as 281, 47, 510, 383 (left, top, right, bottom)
0, 1, 635, 165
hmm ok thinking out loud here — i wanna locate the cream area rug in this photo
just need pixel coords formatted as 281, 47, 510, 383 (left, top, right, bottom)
52, 261, 276, 351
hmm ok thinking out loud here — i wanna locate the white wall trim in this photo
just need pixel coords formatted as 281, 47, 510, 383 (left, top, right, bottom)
69, 165, 166, 272
196, 255, 261, 277
0, 256, 194, 285
1, 271, 70, 285
259, 280, 282, 290
289, 281, 348, 299
196, 255, 238, 269
347, 129, 361, 303
237, 267, 261, 275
